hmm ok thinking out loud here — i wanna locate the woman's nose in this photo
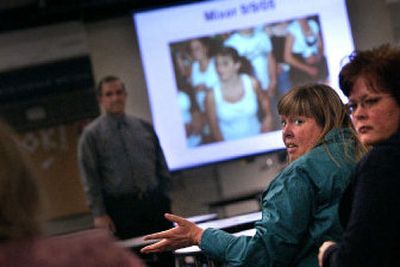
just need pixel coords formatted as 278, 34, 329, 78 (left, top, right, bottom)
282, 124, 292, 137
351, 104, 367, 120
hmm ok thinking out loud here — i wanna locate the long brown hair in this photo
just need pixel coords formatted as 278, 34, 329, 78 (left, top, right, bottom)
0, 121, 43, 240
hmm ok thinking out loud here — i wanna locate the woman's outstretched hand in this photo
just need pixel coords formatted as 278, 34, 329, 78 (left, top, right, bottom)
140, 213, 204, 254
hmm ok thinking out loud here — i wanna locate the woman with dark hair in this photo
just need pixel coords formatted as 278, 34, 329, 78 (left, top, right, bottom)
172, 47, 204, 147
189, 37, 219, 112
188, 37, 220, 143
141, 83, 365, 267
319, 44, 400, 267
205, 46, 274, 142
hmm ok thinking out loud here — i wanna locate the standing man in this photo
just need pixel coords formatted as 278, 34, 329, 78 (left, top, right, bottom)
78, 75, 173, 265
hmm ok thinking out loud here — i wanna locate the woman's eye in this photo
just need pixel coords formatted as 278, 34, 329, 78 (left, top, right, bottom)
364, 98, 379, 107
280, 120, 287, 127
347, 103, 357, 111
294, 119, 304, 125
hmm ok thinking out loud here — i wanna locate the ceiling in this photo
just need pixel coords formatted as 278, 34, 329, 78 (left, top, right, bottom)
0, 0, 196, 33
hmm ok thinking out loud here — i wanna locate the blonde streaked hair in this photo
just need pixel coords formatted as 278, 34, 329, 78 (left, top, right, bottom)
278, 83, 366, 161
0, 121, 43, 240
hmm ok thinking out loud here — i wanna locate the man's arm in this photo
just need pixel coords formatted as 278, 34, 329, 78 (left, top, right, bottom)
78, 129, 115, 232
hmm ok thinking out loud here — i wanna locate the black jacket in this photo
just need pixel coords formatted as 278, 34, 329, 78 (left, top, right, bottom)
323, 132, 400, 267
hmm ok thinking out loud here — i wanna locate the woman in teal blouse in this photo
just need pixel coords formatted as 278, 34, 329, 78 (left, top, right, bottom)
141, 83, 365, 267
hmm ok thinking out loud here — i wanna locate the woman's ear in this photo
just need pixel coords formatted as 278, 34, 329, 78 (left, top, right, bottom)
235, 61, 241, 72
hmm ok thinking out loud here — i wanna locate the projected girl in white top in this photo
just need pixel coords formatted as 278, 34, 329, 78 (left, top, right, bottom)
214, 73, 260, 140
205, 46, 274, 142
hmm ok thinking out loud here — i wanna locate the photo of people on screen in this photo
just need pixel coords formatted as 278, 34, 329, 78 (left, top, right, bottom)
170, 14, 329, 148
283, 15, 329, 86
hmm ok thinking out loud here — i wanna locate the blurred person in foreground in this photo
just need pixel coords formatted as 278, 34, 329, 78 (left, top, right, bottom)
141, 83, 365, 267
318, 44, 400, 267
0, 120, 145, 267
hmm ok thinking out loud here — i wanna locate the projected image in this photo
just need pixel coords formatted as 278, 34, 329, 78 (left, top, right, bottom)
170, 14, 328, 148
133, 0, 354, 170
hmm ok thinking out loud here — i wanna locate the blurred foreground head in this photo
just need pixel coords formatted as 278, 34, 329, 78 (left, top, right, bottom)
0, 121, 43, 240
